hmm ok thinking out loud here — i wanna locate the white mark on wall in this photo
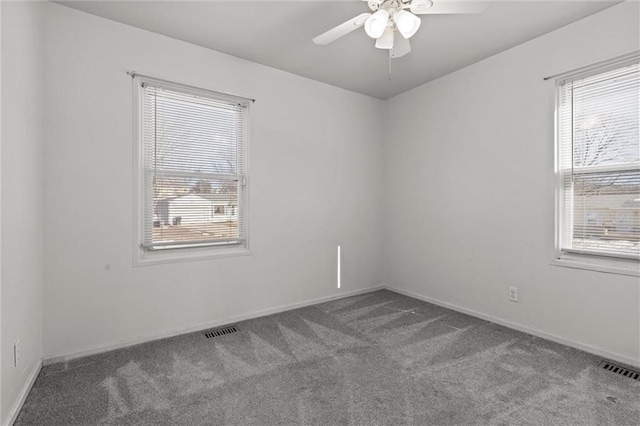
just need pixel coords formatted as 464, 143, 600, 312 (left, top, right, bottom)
337, 245, 341, 289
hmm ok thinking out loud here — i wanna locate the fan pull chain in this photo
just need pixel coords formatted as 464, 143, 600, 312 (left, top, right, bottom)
388, 53, 392, 81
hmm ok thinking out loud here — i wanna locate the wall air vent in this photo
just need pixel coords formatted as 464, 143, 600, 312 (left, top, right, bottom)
599, 360, 640, 381
205, 326, 239, 339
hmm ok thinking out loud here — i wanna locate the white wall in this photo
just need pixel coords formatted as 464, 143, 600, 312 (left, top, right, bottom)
42, 3, 385, 360
1, 1, 3, 419
384, 2, 640, 367
1, 1, 44, 424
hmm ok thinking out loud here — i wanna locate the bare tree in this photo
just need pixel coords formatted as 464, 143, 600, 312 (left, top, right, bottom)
573, 113, 638, 197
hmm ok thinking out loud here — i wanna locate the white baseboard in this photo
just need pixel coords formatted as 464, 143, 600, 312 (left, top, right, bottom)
43, 283, 637, 369
385, 286, 640, 369
5, 359, 42, 426
43, 286, 383, 366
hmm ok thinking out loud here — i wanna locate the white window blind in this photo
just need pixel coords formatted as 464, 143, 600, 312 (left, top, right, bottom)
139, 78, 249, 251
557, 58, 640, 260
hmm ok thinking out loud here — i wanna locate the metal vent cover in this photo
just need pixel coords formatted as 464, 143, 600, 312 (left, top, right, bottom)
205, 325, 239, 339
599, 360, 640, 381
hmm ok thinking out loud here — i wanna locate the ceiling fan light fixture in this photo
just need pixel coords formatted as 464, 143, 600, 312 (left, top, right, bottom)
375, 27, 394, 49
394, 10, 421, 39
364, 9, 389, 39
313, 0, 488, 59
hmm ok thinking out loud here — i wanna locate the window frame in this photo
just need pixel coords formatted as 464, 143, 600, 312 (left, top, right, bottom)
552, 55, 640, 276
132, 75, 251, 266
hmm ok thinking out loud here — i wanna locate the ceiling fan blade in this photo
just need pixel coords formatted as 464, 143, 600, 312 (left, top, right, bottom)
313, 13, 372, 45
411, 1, 490, 15
390, 36, 411, 58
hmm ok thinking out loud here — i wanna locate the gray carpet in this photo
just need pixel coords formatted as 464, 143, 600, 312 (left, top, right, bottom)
15, 290, 640, 425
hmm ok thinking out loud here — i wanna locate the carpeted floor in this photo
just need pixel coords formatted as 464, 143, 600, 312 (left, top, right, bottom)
15, 290, 640, 425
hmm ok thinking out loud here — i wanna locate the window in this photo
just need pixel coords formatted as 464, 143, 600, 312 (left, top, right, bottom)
556, 56, 639, 270
135, 76, 250, 261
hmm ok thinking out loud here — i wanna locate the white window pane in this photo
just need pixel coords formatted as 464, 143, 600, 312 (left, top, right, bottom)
572, 71, 639, 167
571, 170, 640, 257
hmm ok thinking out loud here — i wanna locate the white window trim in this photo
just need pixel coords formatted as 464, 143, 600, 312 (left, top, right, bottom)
551, 54, 639, 277
131, 75, 251, 266
550, 253, 639, 277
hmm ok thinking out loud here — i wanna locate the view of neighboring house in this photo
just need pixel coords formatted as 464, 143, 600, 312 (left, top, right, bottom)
154, 193, 237, 226
573, 189, 640, 253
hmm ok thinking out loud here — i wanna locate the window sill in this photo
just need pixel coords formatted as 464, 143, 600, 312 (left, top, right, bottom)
551, 253, 639, 277
134, 244, 251, 267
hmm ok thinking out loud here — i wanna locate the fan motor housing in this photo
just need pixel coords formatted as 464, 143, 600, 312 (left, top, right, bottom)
367, 0, 383, 11
369, 0, 421, 13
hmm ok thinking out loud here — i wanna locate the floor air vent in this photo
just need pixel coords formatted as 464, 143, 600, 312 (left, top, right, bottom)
599, 360, 640, 381
205, 326, 239, 339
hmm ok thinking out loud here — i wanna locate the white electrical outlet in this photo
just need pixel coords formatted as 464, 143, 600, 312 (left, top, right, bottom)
508, 286, 519, 302
14, 339, 20, 367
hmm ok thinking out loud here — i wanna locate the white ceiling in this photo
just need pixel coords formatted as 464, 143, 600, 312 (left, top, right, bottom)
57, 0, 619, 99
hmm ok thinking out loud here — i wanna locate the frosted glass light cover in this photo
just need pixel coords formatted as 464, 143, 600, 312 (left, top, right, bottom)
375, 27, 394, 49
395, 10, 421, 39
364, 9, 389, 39
390, 34, 411, 58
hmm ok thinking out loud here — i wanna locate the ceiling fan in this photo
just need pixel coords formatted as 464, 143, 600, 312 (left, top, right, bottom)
313, 0, 489, 58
